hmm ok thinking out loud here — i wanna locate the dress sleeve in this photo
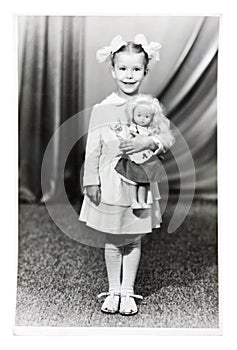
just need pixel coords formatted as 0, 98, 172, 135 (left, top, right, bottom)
83, 105, 102, 187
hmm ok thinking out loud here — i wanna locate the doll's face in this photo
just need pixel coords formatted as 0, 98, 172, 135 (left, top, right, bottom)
133, 105, 153, 127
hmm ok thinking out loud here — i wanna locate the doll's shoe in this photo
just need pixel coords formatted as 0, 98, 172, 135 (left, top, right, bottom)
97, 291, 120, 314
119, 292, 143, 316
131, 202, 143, 209
140, 202, 151, 209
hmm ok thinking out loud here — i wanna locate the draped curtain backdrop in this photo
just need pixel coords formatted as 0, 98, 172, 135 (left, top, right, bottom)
18, 16, 219, 204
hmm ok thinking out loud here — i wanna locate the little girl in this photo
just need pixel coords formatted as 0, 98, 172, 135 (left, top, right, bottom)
79, 34, 174, 315
115, 94, 175, 209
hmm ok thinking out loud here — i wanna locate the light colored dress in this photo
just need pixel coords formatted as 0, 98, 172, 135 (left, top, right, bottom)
79, 92, 163, 234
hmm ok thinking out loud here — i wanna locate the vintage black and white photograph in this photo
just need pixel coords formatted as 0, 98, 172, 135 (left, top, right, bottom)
16, 15, 219, 334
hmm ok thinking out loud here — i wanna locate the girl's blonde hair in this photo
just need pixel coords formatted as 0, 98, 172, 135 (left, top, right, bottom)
125, 94, 175, 149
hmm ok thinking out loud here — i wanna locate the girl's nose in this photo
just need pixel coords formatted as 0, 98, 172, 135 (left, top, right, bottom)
126, 69, 133, 79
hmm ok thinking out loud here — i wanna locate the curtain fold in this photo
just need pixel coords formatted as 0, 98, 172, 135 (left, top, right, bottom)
162, 51, 218, 198
158, 17, 205, 98
19, 16, 85, 203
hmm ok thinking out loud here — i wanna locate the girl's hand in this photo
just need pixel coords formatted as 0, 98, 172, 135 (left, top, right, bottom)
86, 185, 101, 205
119, 135, 157, 155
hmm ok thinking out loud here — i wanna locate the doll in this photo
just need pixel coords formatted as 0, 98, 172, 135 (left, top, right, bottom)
115, 94, 174, 209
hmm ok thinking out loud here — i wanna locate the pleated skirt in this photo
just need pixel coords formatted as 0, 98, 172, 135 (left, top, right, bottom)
79, 196, 162, 234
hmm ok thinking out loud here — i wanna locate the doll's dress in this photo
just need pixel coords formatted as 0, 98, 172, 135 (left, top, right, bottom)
115, 123, 163, 184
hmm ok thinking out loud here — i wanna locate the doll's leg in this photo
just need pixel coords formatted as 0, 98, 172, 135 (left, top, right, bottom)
137, 185, 146, 204
129, 184, 142, 209
138, 185, 151, 209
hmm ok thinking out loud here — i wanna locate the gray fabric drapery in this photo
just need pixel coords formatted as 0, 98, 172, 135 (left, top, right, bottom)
159, 18, 218, 198
18, 16, 218, 203
19, 16, 85, 202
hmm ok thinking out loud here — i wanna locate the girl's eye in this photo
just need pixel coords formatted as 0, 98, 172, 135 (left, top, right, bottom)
146, 116, 150, 118
134, 67, 141, 71
119, 67, 126, 71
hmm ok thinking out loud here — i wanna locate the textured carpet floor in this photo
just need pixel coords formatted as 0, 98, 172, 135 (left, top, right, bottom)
16, 200, 218, 328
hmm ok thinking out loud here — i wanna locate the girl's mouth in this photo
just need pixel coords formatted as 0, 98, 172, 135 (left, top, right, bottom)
122, 81, 136, 85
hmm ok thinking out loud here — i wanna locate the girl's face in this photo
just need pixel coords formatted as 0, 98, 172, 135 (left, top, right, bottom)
133, 105, 153, 127
111, 52, 146, 98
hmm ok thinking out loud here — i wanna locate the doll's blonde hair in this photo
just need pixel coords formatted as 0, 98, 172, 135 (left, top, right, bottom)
125, 94, 175, 149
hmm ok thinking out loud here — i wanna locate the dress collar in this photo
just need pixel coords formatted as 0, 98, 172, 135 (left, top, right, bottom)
101, 92, 127, 106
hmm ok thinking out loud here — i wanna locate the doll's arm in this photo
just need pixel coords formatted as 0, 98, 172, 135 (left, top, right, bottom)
83, 106, 102, 187
128, 123, 138, 136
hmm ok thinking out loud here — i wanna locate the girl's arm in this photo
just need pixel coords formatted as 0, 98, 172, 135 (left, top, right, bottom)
120, 121, 175, 155
119, 135, 162, 155
151, 130, 175, 154
86, 185, 101, 205
83, 106, 102, 204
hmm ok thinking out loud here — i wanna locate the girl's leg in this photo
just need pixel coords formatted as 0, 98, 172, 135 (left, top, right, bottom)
120, 236, 143, 315
104, 240, 122, 293
138, 185, 151, 208
129, 184, 142, 209
121, 237, 141, 293
100, 235, 122, 313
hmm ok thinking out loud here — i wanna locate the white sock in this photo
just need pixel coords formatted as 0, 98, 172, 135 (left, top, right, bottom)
121, 238, 141, 293
104, 242, 122, 292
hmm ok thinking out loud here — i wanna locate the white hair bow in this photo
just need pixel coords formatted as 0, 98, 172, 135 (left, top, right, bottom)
96, 34, 161, 64
96, 35, 127, 63
134, 33, 161, 63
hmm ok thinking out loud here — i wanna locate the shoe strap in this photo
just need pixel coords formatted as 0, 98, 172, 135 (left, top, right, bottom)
97, 291, 120, 299
121, 292, 143, 300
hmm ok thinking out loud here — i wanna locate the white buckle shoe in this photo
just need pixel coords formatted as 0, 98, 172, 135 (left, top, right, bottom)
119, 292, 143, 316
97, 291, 120, 314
